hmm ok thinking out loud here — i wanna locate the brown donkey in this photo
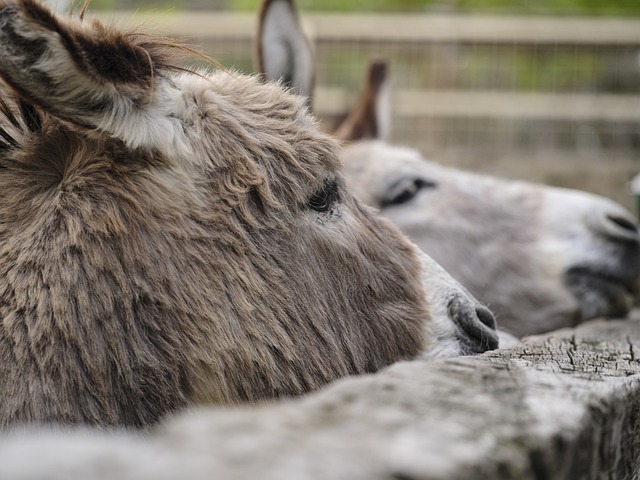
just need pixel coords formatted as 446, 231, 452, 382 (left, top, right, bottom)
0, 0, 497, 428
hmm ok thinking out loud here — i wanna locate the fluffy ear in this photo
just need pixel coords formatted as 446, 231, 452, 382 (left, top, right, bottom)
333, 59, 392, 143
256, 0, 315, 104
0, 0, 190, 157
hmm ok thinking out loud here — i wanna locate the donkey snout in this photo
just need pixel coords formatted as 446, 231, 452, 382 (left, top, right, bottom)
414, 247, 500, 357
447, 297, 499, 354
591, 204, 640, 244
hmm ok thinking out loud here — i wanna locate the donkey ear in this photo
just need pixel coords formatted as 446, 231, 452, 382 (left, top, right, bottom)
333, 59, 392, 143
256, 0, 315, 104
0, 1, 190, 158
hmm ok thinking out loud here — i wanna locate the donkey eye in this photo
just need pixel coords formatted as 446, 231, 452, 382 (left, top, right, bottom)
308, 180, 339, 213
381, 177, 436, 208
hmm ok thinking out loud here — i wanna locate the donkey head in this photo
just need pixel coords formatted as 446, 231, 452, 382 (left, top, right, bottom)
0, 0, 497, 428
257, 0, 640, 338
337, 61, 640, 337
257, 0, 500, 354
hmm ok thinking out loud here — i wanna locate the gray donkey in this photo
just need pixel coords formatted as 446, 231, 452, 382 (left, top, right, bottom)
0, 0, 497, 429
257, 0, 640, 337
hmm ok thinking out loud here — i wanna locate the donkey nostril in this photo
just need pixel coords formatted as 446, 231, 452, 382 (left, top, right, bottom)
607, 213, 638, 234
447, 297, 499, 353
475, 305, 496, 331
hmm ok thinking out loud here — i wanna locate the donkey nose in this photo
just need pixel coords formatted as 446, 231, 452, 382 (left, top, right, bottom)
606, 212, 639, 236
475, 304, 497, 331
447, 297, 499, 354
592, 204, 640, 243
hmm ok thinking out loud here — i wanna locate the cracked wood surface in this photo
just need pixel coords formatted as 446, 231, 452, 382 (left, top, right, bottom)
3, 315, 640, 479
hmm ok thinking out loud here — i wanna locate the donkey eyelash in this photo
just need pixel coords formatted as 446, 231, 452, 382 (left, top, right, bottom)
307, 179, 339, 213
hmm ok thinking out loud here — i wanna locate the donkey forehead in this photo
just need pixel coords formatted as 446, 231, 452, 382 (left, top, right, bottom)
342, 141, 424, 172
341, 140, 547, 223
341, 141, 449, 203
342, 140, 545, 196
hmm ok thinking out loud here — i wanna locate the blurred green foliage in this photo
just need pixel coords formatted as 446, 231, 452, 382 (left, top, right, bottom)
230, 0, 640, 15
90, 0, 640, 15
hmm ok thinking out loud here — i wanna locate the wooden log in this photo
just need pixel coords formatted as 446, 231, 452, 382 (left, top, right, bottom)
2, 315, 640, 479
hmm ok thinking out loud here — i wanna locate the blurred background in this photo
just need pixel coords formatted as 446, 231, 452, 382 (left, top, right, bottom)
69, 0, 640, 209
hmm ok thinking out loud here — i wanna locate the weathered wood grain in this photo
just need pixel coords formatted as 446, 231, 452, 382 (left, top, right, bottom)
2, 315, 640, 479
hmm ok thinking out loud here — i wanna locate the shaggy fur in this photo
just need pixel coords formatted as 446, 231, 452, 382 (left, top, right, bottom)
0, 0, 436, 428
255, 0, 502, 353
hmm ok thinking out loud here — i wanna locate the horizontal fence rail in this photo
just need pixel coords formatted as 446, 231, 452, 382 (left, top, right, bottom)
317, 88, 640, 121
96, 11, 640, 120
98, 11, 640, 44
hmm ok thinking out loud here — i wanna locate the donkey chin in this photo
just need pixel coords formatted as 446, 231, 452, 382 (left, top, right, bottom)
414, 249, 502, 358
565, 265, 640, 322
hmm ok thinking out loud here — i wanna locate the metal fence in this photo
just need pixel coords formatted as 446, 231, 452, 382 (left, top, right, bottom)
99, 10, 640, 206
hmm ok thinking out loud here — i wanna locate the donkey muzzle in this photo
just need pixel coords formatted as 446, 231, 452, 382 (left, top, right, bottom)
414, 247, 499, 357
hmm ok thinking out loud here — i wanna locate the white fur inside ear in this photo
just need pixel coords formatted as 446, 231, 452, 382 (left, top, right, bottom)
260, 0, 314, 99
375, 79, 392, 141
9, 16, 194, 163
96, 77, 193, 162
